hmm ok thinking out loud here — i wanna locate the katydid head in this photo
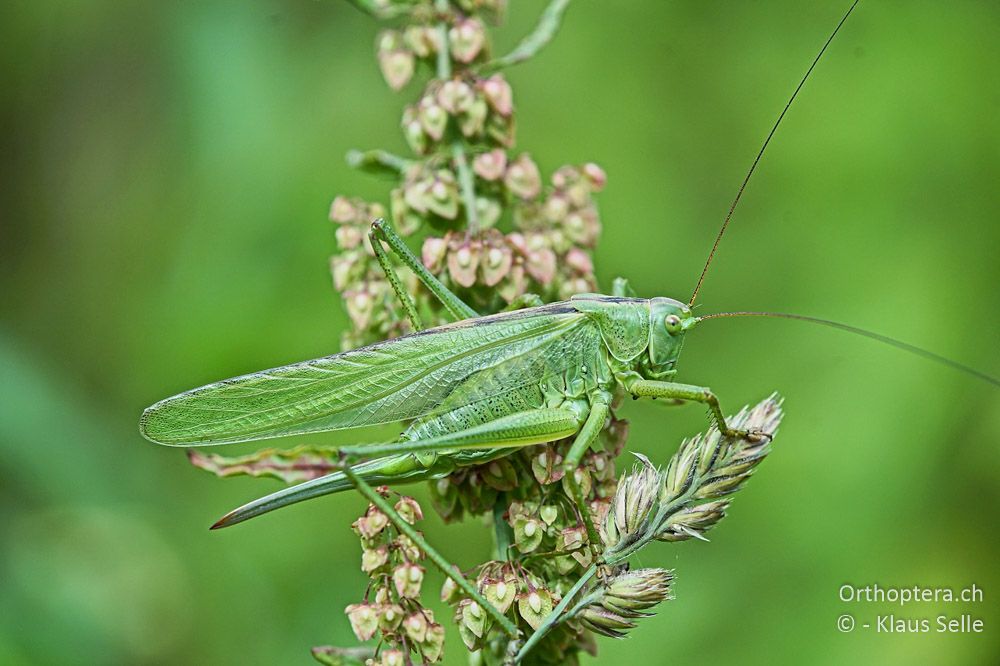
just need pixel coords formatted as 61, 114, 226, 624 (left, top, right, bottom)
570, 294, 695, 379
643, 297, 697, 380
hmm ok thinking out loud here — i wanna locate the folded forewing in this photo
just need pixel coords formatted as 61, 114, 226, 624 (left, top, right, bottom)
140, 305, 584, 446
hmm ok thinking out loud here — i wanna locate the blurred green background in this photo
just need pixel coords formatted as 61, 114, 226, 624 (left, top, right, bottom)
3, 1, 999, 664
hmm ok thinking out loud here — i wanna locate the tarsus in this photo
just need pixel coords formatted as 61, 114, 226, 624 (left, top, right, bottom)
688, 0, 862, 306
698, 311, 1000, 388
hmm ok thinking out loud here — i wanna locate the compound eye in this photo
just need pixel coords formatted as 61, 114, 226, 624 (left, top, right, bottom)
664, 314, 682, 333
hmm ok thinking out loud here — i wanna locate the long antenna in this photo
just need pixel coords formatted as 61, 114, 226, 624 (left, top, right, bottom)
697, 311, 1000, 388
688, 0, 862, 307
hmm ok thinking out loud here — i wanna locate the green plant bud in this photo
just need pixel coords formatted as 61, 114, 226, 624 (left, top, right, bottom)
495, 262, 527, 304
480, 74, 513, 116
418, 97, 448, 141
390, 191, 421, 237
440, 574, 459, 604
403, 175, 431, 215
564, 208, 600, 246
557, 525, 586, 554
486, 112, 516, 147
517, 589, 554, 630
479, 242, 511, 287
330, 253, 360, 293
506, 500, 538, 522
376, 29, 404, 54
401, 107, 428, 155
403, 611, 428, 643
578, 605, 637, 638
480, 578, 517, 613
395, 533, 424, 561
343, 288, 374, 330
329, 195, 358, 223
378, 48, 415, 91
449, 17, 486, 63
546, 227, 570, 254
394, 495, 423, 524
561, 465, 592, 501
481, 457, 518, 491
429, 476, 461, 522
564, 247, 594, 277
437, 79, 475, 115
473, 149, 507, 181
524, 246, 556, 285
459, 599, 488, 638
475, 196, 502, 229
504, 153, 542, 199
483, 578, 517, 614
604, 568, 674, 612
566, 180, 591, 209
530, 447, 564, 485
378, 603, 404, 633
694, 474, 748, 499
361, 544, 389, 573
355, 506, 390, 540
447, 239, 480, 288
421, 622, 445, 662
421, 235, 448, 272
456, 98, 485, 138
345, 602, 379, 641
457, 618, 482, 652
602, 455, 662, 554
392, 563, 424, 599
582, 162, 607, 191
403, 24, 435, 58
512, 516, 544, 553
512, 199, 544, 230
539, 504, 559, 526
378, 649, 404, 666
427, 171, 460, 219
543, 193, 569, 222
335, 224, 364, 250
550, 165, 578, 190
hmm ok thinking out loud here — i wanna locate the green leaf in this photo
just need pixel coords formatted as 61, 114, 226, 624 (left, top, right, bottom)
186, 445, 338, 484
310, 646, 371, 666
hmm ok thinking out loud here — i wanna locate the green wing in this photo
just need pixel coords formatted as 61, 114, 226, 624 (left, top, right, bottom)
140, 304, 585, 446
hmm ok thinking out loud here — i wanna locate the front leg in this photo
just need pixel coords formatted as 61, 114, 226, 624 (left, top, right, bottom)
625, 379, 761, 440
370, 219, 479, 322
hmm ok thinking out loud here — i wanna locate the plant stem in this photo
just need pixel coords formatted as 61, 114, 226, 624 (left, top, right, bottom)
513, 562, 597, 663
435, 0, 480, 235
346, 0, 410, 19
434, 0, 451, 78
484, 0, 572, 72
451, 142, 480, 234
493, 494, 513, 561
342, 464, 520, 638
346, 149, 412, 175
